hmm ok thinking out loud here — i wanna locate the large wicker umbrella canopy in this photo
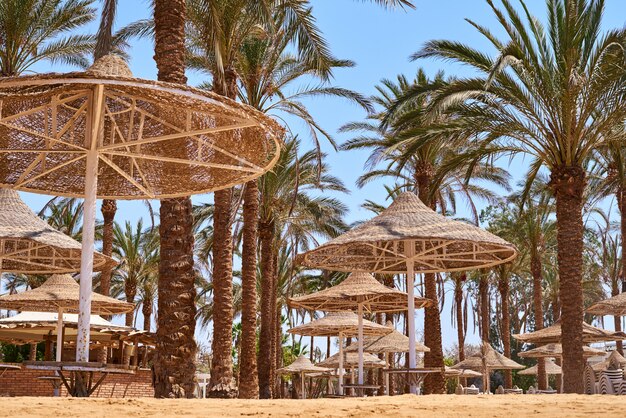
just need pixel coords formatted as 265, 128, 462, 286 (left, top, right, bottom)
0, 189, 113, 273
444, 366, 482, 378
344, 328, 430, 353
590, 350, 626, 372
277, 355, 332, 399
318, 351, 386, 369
0, 55, 281, 362
587, 293, 626, 316
0, 274, 132, 362
297, 192, 516, 389
288, 271, 432, 313
513, 322, 626, 344
519, 343, 605, 359
519, 359, 562, 376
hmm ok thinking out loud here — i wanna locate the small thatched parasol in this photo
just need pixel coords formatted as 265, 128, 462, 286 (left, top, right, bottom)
519, 343, 605, 359
277, 355, 332, 399
0, 54, 281, 362
0, 189, 114, 273
513, 321, 626, 344
590, 350, 626, 372
587, 293, 626, 316
519, 359, 562, 376
0, 274, 132, 361
288, 311, 391, 394
451, 343, 524, 393
344, 328, 430, 354
444, 366, 482, 378
297, 192, 517, 391
318, 351, 386, 369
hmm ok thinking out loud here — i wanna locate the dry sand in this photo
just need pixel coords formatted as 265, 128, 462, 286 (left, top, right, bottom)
1, 395, 625, 418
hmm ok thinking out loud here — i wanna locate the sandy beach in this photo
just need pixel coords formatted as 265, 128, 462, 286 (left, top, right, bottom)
1, 395, 625, 418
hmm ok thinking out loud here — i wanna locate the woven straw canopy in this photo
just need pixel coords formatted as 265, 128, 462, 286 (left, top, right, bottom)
288, 272, 432, 313
590, 350, 626, 372
297, 192, 516, 274
444, 366, 482, 378
277, 355, 332, 375
587, 293, 626, 316
518, 343, 605, 359
344, 327, 430, 353
287, 311, 393, 337
0, 55, 281, 199
519, 359, 562, 376
0, 274, 133, 314
451, 345, 524, 371
513, 322, 626, 344
318, 351, 386, 369
0, 189, 114, 273
0, 311, 131, 344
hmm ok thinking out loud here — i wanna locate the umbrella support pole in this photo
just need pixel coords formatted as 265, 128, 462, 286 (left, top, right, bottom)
56, 307, 64, 361
338, 333, 344, 395
357, 303, 364, 385
405, 240, 417, 394
76, 84, 104, 364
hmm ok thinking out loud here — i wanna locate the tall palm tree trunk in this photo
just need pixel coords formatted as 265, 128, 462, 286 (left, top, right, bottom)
124, 285, 136, 327
239, 180, 260, 399
479, 272, 490, 342
152, 0, 197, 399
616, 187, 626, 355
142, 298, 152, 332
209, 187, 237, 397
100, 199, 116, 301
498, 272, 512, 388
551, 166, 585, 394
531, 255, 547, 389
454, 275, 465, 361
258, 219, 275, 398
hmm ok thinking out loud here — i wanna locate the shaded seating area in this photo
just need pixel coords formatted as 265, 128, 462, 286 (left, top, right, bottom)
585, 351, 626, 395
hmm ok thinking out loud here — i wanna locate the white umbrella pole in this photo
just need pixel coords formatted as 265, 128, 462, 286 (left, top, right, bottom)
55, 307, 64, 362
405, 240, 417, 394
338, 333, 344, 395
76, 84, 104, 363
358, 303, 364, 385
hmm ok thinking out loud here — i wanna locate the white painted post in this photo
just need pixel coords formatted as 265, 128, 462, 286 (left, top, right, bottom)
357, 303, 364, 385
405, 239, 417, 394
338, 333, 344, 395
55, 307, 64, 362
76, 84, 104, 363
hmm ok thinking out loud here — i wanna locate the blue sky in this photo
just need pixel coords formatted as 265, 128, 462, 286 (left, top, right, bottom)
16, 1, 626, 351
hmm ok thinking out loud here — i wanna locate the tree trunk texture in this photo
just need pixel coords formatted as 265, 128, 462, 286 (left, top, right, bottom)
125, 284, 136, 327
208, 187, 237, 398
142, 298, 152, 332
239, 180, 260, 399
258, 219, 275, 398
153, 0, 197, 399
616, 187, 626, 355
479, 272, 489, 343
498, 273, 512, 388
531, 255, 547, 390
273, 297, 282, 397
455, 276, 465, 361
99, 199, 116, 300
551, 166, 585, 394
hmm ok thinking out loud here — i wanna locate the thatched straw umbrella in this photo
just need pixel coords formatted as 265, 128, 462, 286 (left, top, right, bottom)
276, 356, 332, 399
513, 322, 626, 344
287, 311, 391, 394
590, 350, 626, 372
0, 54, 281, 362
0, 189, 114, 273
289, 271, 432, 387
0, 274, 132, 362
587, 293, 626, 316
451, 343, 524, 393
519, 343, 605, 359
519, 359, 562, 376
297, 192, 516, 392
444, 366, 482, 378
318, 351, 386, 369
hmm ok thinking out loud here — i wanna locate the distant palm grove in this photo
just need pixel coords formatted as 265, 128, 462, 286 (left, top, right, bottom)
2, 0, 626, 398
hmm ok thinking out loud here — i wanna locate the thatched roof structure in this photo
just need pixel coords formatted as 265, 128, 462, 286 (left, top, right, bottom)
297, 192, 516, 274
277, 356, 332, 375
519, 343, 605, 359
590, 350, 626, 372
0, 189, 114, 273
451, 345, 524, 371
287, 312, 393, 337
289, 272, 432, 313
587, 293, 626, 316
444, 366, 482, 378
519, 359, 562, 376
513, 322, 626, 344
0, 274, 133, 314
344, 328, 429, 353
0, 55, 282, 199
318, 351, 386, 369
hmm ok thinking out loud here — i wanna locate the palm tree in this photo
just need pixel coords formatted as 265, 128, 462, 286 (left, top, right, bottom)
405, 0, 626, 392
152, 0, 197, 399
343, 71, 510, 393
